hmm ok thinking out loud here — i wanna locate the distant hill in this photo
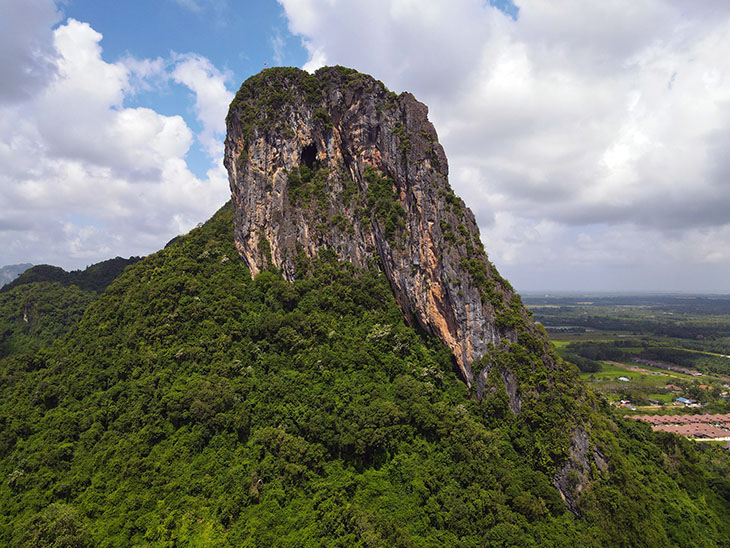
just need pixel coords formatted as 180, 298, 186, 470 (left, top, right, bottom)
0, 256, 141, 359
0, 281, 95, 359
1, 256, 141, 294
0, 264, 32, 288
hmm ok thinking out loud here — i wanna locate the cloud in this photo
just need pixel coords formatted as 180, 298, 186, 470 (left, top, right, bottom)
30, 20, 192, 177
173, 0, 203, 12
0, 0, 61, 101
0, 17, 230, 269
172, 54, 234, 159
279, 0, 730, 291
172, 0, 229, 17
271, 31, 285, 66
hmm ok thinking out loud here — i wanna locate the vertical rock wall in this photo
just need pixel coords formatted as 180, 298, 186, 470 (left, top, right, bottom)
224, 67, 552, 389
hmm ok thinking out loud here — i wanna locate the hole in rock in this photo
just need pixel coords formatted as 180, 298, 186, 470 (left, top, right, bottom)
300, 143, 317, 169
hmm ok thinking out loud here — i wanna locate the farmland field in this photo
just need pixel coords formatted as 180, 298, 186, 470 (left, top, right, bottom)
523, 293, 730, 413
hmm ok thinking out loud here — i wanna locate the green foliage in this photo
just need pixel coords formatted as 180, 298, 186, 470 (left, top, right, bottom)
0, 256, 137, 359
565, 341, 632, 362
393, 122, 411, 161
340, 170, 358, 207
528, 294, 730, 351
286, 165, 330, 208
314, 109, 333, 133
1, 257, 140, 295
563, 352, 603, 373
460, 257, 502, 309
439, 188, 465, 219
557, 334, 730, 377
227, 67, 321, 147
363, 165, 405, 244
0, 202, 728, 546
495, 294, 528, 331
227, 66, 392, 161
440, 219, 460, 246
17, 503, 91, 548
0, 282, 94, 358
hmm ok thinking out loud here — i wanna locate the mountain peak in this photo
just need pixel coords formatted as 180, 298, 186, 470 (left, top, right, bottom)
224, 66, 552, 391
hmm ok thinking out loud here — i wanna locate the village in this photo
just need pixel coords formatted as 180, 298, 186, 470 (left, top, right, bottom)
573, 353, 730, 443
629, 413, 730, 442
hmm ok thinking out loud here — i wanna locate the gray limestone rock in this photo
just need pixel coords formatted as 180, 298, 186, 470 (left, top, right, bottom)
224, 66, 553, 394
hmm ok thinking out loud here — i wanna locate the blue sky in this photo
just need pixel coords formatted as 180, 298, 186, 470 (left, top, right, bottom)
62, 0, 308, 178
63, 0, 303, 71
2, 0, 730, 292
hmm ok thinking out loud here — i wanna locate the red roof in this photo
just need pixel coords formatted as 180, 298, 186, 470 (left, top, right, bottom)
652, 423, 729, 438
633, 413, 730, 437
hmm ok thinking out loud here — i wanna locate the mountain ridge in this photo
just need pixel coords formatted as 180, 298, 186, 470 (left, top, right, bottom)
0, 256, 141, 295
0, 203, 728, 546
0, 256, 141, 360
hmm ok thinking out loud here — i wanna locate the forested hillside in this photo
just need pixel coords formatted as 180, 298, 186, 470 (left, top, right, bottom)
0, 282, 94, 359
0, 257, 140, 360
1, 257, 140, 295
1, 203, 728, 547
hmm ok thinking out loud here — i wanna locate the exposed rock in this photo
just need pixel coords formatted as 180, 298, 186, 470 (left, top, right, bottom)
502, 368, 522, 415
224, 66, 555, 392
593, 446, 608, 474
474, 363, 491, 401
553, 427, 607, 516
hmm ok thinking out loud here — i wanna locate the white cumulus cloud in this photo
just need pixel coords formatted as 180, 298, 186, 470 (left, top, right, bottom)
279, 0, 730, 291
172, 54, 234, 160
0, 0, 61, 101
0, 13, 231, 270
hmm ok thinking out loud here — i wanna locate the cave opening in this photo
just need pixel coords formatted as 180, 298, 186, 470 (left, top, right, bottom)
300, 143, 317, 169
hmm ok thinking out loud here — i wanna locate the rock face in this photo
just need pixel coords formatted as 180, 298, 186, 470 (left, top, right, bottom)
224, 67, 552, 390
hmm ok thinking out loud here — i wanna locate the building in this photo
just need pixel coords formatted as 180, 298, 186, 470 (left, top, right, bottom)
629, 413, 730, 441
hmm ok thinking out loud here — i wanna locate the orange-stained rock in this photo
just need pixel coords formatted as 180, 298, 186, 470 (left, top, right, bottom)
224, 67, 551, 391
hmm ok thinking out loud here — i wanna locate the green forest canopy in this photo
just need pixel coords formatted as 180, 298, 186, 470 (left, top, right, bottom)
1, 203, 729, 547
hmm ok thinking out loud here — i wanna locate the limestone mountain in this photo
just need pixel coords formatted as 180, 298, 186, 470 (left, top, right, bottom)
223, 67, 730, 525
225, 66, 545, 396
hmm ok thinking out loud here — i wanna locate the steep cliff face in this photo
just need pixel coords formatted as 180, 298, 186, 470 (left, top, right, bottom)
224, 66, 554, 390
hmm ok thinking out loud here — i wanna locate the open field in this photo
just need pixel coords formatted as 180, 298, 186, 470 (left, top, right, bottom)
523, 294, 730, 415
578, 359, 717, 406
549, 331, 650, 344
